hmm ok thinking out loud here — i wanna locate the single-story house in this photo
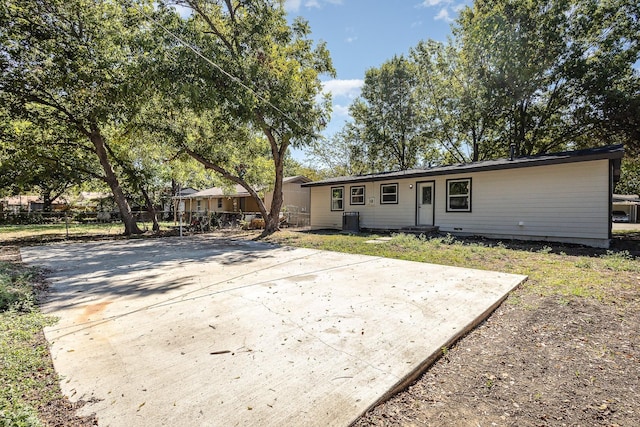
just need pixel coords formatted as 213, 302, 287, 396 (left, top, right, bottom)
0, 194, 69, 213
302, 145, 625, 248
177, 176, 311, 222
179, 184, 261, 215
612, 194, 639, 223
1, 195, 43, 213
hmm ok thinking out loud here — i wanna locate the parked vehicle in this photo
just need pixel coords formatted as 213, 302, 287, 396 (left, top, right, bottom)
612, 210, 630, 223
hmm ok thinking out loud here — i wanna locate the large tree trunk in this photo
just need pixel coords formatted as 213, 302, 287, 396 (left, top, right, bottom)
89, 126, 143, 235
183, 146, 275, 237
141, 186, 160, 233
41, 189, 52, 212
263, 156, 284, 236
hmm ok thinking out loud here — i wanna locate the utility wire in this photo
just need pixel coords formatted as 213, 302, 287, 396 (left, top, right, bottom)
138, 7, 311, 135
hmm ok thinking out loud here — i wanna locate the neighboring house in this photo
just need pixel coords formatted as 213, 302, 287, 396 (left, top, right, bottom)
178, 176, 311, 220
303, 145, 624, 248
66, 192, 112, 211
612, 194, 639, 223
0, 195, 69, 212
265, 176, 312, 214
0, 195, 42, 213
1, 192, 112, 214
181, 184, 261, 215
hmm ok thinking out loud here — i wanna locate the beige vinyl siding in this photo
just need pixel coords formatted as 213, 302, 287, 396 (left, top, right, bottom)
434, 160, 610, 241
309, 186, 343, 229
265, 182, 311, 213
358, 181, 414, 229
310, 181, 417, 230
282, 185, 310, 212
218, 198, 233, 212
309, 159, 611, 246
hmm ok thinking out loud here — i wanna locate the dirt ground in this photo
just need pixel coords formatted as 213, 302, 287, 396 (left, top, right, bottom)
3, 237, 639, 427
1, 245, 98, 427
354, 234, 640, 426
354, 291, 640, 427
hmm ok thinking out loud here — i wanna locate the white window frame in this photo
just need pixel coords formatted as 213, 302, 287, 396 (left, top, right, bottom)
380, 183, 398, 204
350, 186, 365, 205
446, 178, 472, 212
331, 186, 344, 211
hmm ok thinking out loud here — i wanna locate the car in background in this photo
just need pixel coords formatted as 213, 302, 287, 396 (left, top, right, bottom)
612, 210, 630, 223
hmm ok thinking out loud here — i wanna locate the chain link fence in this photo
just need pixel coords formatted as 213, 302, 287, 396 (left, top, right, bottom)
0, 209, 310, 231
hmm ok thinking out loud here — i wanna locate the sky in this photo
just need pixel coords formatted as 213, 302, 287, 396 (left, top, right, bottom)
173, 1, 470, 163
284, 0, 470, 148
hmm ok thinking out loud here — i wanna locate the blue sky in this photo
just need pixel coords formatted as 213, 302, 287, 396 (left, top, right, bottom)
285, 0, 470, 144
173, 1, 470, 162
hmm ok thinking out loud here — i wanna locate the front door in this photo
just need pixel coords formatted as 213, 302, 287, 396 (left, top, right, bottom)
417, 182, 434, 226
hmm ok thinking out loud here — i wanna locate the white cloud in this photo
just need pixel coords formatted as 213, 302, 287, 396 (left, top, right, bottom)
417, 0, 469, 21
434, 8, 453, 22
417, 0, 451, 7
345, 36, 358, 43
453, 3, 466, 12
332, 104, 351, 117
322, 79, 364, 98
287, 0, 343, 11
284, 0, 302, 12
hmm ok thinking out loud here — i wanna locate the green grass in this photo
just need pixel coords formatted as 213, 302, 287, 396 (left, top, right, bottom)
0, 228, 636, 425
0, 262, 57, 427
0, 221, 177, 243
267, 231, 640, 305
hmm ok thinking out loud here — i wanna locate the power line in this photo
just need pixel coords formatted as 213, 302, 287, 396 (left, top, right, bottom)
138, 7, 312, 135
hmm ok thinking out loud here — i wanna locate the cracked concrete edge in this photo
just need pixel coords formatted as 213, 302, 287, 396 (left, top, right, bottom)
347, 275, 528, 426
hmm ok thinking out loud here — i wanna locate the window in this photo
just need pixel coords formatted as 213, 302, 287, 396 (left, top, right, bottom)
350, 186, 365, 205
196, 200, 202, 212
447, 178, 471, 212
380, 183, 398, 204
421, 185, 432, 205
217, 199, 223, 209
331, 186, 344, 211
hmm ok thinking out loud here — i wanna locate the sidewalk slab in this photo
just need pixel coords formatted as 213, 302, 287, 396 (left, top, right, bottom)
22, 236, 526, 426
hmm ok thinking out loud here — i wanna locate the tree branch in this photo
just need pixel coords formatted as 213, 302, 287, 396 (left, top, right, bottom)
185, 0, 235, 54
25, 92, 91, 137
182, 146, 269, 220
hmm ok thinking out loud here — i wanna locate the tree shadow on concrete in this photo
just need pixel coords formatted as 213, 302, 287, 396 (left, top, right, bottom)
22, 235, 294, 312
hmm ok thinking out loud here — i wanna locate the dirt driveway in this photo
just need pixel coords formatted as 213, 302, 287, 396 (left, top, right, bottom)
22, 236, 524, 427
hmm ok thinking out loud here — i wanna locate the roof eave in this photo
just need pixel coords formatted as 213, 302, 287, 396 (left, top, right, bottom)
302, 145, 625, 187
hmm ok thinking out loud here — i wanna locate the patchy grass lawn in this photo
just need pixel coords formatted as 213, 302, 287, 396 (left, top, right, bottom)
0, 221, 176, 244
267, 231, 639, 304
0, 250, 97, 427
266, 230, 640, 426
1, 229, 638, 426
0, 261, 56, 426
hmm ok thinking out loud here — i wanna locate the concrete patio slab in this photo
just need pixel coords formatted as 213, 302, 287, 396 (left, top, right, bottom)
21, 236, 526, 426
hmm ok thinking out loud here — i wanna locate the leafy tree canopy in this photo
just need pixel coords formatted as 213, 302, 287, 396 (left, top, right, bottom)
153, 0, 335, 234
0, 0, 175, 233
334, 0, 639, 171
0, 110, 98, 208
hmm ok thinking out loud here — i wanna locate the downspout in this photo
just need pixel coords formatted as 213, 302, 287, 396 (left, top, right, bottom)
608, 160, 614, 242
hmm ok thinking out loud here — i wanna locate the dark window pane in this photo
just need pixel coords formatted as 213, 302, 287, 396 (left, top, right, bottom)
449, 196, 469, 210
422, 186, 432, 204
449, 181, 469, 195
